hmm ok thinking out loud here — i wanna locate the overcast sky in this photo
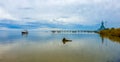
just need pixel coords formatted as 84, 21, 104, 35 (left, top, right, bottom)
0, 0, 120, 30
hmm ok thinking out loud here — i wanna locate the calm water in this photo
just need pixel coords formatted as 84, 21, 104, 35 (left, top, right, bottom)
0, 30, 120, 62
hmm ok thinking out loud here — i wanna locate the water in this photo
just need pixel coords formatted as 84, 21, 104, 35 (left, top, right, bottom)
0, 30, 120, 62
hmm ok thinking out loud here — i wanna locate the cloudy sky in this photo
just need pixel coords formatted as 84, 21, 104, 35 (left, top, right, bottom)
0, 0, 120, 30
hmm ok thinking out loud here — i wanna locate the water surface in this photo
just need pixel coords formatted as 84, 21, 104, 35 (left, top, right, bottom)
0, 30, 120, 62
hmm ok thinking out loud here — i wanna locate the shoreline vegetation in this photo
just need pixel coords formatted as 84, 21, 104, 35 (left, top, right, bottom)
98, 28, 120, 43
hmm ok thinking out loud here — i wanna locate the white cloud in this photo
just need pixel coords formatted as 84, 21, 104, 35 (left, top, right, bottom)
30, 27, 62, 31
0, 0, 120, 27
52, 16, 86, 25
0, 7, 17, 20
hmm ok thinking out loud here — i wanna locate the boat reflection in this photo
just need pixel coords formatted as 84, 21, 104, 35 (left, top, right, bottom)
21, 30, 28, 37
62, 37, 72, 44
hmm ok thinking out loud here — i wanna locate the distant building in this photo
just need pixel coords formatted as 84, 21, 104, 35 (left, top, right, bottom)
98, 21, 106, 31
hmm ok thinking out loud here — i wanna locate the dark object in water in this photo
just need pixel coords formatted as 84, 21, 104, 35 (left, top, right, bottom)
21, 30, 28, 35
62, 37, 72, 44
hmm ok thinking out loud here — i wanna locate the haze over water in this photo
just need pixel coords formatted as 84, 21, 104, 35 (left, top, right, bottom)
0, 30, 120, 62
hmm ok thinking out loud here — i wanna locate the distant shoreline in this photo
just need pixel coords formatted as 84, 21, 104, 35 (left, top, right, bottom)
99, 28, 120, 37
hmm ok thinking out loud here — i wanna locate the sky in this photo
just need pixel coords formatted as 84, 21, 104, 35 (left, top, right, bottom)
0, 0, 120, 30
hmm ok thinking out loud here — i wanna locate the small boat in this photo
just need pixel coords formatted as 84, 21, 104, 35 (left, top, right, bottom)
21, 30, 28, 34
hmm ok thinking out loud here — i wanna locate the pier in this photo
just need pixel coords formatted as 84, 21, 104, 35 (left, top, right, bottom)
51, 30, 97, 33
51, 21, 106, 34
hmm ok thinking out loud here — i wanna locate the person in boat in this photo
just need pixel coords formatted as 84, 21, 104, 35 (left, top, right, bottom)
62, 37, 72, 44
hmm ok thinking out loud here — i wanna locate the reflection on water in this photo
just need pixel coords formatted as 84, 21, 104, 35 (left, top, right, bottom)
21, 30, 28, 37
22, 32, 28, 37
0, 31, 120, 62
100, 34, 120, 44
100, 34, 105, 44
